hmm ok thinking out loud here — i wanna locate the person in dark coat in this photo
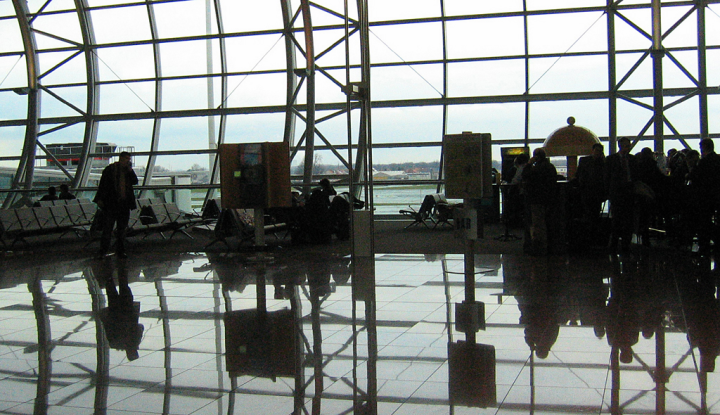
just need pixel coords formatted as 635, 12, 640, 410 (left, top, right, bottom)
522, 148, 558, 255
634, 147, 666, 247
34, 186, 58, 207
94, 151, 138, 258
575, 143, 607, 240
605, 137, 638, 252
58, 184, 76, 200
96, 259, 144, 361
686, 138, 720, 253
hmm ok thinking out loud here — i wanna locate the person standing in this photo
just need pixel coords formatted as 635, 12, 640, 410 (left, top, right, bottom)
605, 137, 638, 252
522, 148, 558, 255
686, 138, 720, 253
94, 151, 138, 258
575, 143, 607, 238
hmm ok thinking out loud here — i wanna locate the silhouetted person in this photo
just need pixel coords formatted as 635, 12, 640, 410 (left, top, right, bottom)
39, 186, 58, 202
686, 138, 720, 253
504, 153, 528, 228
605, 137, 638, 252
679, 273, 720, 372
319, 178, 337, 200
97, 259, 144, 361
575, 143, 607, 241
516, 262, 560, 359
605, 272, 641, 364
58, 184, 76, 200
635, 147, 665, 247
94, 151, 138, 258
522, 148, 557, 255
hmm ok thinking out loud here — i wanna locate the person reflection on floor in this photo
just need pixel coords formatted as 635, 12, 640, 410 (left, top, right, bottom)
98, 259, 144, 361
677, 257, 720, 372
605, 272, 641, 364
517, 261, 561, 359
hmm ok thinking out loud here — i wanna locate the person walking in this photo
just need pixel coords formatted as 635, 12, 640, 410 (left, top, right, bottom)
94, 151, 138, 258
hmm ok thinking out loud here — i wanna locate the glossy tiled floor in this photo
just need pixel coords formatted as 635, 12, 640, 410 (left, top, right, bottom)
0, 247, 718, 414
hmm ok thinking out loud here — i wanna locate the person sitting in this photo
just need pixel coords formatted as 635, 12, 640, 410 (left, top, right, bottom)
318, 178, 337, 202
39, 186, 58, 202
34, 186, 58, 206
58, 184, 76, 200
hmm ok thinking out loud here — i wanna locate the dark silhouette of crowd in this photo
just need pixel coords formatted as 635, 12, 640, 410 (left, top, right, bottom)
505, 138, 720, 255
567, 137, 720, 254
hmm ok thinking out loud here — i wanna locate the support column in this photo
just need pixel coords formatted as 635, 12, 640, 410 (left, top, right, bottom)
651, 0, 665, 153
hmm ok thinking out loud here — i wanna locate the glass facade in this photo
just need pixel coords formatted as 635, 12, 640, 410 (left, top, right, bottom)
1, 0, 719, 208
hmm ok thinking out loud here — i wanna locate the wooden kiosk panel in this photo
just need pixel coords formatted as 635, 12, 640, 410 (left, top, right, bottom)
443, 133, 493, 200
219, 142, 291, 209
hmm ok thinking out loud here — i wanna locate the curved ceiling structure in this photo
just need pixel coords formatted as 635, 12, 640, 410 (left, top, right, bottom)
1, 0, 719, 206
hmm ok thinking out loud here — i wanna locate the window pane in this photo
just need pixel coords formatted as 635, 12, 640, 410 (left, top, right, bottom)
157, 117, 211, 152
32, 12, 83, 49
41, 86, 87, 118
225, 34, 286, 73
371, 64, 443, 101
448, 60, 525, 97
96, 119, 155, 154
91, 6, 151, 44
39, 51, 87, 85
97, 45, 156, 81
368, 0, 440, 21
160, 40, 208, 77
445, 0, 524, 16
446, 17, 525, 59
662, 6, 697, 48
0, 127, 26, 159
663, 50, 698, 88
224, 113, 286, 144
447, 103, 526, 141
528, 11, 607, 55
615, 53, 653, 90
0, 91, 28, 121
219, 0, 283, 33
99, 82, 156, 114
529, 55, 608, 93
372, 106, 443, 144
664, 96, 699, 135
526, 0, 605, 11
224, 73, 287, 107
161, 78, 210, 111
529, 100, 608, 139
154, 0, 209, 38
370, 22, 443, 63
614, 9, 652, 51
617, 98, 652, 138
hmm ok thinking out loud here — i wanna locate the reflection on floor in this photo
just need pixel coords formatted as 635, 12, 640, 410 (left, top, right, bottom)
0, 247, 717, 414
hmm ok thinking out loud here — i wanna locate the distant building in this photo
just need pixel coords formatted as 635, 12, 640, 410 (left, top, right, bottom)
407, 172, 432, 180
43, 143, 135, 171
373, 170, 408, 180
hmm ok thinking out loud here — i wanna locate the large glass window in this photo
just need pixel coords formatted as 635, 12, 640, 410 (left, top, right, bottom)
0, 1, 718, 207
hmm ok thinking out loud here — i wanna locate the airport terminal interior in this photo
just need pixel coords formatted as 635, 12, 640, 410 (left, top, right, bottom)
2, 1, 720, 414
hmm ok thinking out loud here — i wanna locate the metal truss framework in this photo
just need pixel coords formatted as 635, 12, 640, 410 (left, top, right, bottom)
1, 0, 719, 206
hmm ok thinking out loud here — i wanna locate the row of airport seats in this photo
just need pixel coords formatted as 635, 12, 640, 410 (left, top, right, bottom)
127, 199, 207, 240
0, 199, 97, 248
205, 199, 291, 249
0, 197, 210, 249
